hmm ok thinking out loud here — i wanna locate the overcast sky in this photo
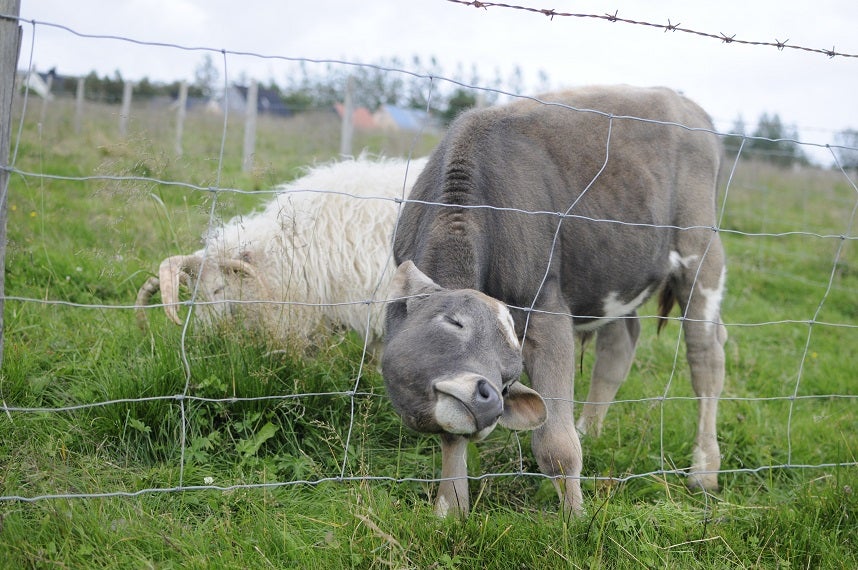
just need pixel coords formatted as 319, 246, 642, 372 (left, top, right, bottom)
15, 0, 858, 164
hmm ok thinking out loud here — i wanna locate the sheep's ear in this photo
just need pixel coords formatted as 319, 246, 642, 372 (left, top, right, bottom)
219, 258, 257, 278
390, 261, 442, 310
499, 382, 546, 431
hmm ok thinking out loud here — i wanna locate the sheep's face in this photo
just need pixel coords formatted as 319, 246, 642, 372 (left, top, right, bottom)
191, 257, 266, 329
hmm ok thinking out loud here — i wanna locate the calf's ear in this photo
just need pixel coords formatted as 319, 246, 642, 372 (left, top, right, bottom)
498, 382, 547, 431
390, 261, 443, 306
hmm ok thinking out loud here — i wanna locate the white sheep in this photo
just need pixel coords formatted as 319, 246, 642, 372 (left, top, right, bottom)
136, 155, 427, 350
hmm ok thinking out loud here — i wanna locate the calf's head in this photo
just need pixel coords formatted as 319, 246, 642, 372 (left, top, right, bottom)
382, 261, 546, 440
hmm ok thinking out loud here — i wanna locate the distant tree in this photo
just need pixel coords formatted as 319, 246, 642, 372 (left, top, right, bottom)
746, 113, 807, 167
281, 56, 421, 112
833, 129, 858, 170
277, 55, 553, 120
506, 65, 525, 96
281, 91, 315, 112
405, 55, 442, 112
194, 54, 220, 99
440, 88, 477, 124
162, 80, 204, 99
280, 61, 325, 111
51, 72, 78, 96
83, 70, 124, 103
351, 59, 406, 109
723, 115, 747, 159
534, 69, 552, 94
135, 77, 156, 98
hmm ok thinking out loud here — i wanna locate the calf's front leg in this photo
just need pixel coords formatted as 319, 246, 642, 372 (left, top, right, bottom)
436, 434, 470, 517
522, 307, 583, 515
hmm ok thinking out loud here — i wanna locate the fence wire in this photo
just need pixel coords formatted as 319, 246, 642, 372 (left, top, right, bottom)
1, 13, 857, 506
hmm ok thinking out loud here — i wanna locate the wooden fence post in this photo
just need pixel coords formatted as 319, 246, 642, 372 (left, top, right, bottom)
340, 75, 354, 157
0, 0, 23, 369
175, 80, 187, 157
119, 80, 133, 137
74, 76, 84, 134
242, 80, 257, 172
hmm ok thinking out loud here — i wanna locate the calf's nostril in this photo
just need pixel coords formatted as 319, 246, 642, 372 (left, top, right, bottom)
475, 378, 497, 403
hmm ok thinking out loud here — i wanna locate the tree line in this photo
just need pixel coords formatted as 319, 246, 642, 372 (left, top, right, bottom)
723, 113, 809, 168
33, 55, 857, 170
722, 114, 857, 169
42, 54, 548, 124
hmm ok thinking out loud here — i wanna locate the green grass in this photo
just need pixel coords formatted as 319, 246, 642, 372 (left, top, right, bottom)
1, 98, 857, 568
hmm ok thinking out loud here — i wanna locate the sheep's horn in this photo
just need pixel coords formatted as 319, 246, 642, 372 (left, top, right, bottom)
158, 254, 203, 325
134, 276, 162, 331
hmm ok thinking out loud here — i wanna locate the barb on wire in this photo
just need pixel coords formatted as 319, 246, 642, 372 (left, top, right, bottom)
445, 0, 858, 59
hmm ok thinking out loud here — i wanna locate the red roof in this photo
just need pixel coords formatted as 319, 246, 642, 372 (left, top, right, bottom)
334, 103, 376, 129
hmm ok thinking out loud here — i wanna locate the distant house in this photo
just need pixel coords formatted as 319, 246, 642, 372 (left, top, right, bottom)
211, 84, 293, 117
334, 103, 376, 129
373, 105, 433, 132
333, 103, 436, 132
15, 68, 58, 99
16, 68, 89, 100
16, 72, 51, 99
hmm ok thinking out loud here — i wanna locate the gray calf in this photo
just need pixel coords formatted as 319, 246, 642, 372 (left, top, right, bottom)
382, 86, 727, 516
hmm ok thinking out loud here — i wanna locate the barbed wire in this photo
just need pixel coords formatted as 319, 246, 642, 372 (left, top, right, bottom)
446, 0, 858, 60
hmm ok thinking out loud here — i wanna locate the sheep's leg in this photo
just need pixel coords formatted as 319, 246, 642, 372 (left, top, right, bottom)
522, 292, 583, 516
576, 316, 641, 437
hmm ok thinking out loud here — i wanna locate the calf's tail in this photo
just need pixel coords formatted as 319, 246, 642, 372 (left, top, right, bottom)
656, 282, 678, 334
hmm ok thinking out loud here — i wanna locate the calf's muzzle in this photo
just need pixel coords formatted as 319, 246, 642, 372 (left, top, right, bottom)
434, 374, 504, 436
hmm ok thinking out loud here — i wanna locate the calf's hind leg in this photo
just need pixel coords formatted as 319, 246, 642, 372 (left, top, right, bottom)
576, 316, 641, 437
674, 242, 727, 491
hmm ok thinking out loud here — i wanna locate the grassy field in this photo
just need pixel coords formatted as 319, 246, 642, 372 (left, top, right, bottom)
1, 97, 856, 569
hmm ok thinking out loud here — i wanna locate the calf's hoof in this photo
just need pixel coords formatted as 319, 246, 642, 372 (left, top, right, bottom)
687, 471, 720, 492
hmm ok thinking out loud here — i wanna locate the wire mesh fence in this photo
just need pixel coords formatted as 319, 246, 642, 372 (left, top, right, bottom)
1, 9, 857, 511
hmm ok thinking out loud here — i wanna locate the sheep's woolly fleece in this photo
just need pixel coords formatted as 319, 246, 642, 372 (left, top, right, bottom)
171, 155, 425, 345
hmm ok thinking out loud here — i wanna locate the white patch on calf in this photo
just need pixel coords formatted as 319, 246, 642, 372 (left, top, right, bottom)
601, 288, 650, 321
669, 251, 699, 270
698, 268, 726, 329
492, 301, 520, 349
